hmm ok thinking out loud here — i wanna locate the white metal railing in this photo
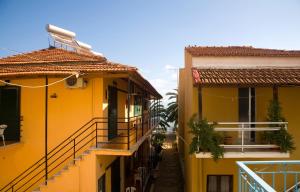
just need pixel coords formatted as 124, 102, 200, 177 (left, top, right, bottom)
210, 122, 288, 152
237, 161, 300, 192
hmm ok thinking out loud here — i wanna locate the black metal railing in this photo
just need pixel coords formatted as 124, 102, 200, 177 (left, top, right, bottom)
0, 115, 160, 192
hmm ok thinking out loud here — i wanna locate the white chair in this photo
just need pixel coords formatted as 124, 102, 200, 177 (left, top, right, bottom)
0, 124, 7, 146
126, 187, 136, 192
134, 167, 146, 190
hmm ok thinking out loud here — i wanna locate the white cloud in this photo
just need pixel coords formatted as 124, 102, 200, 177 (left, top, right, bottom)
149, 78, 177, 106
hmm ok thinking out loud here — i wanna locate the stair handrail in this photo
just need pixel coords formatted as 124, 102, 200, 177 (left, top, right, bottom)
0, 114, 154, 192
286, 180, 300, 192
0, 117, 102, 192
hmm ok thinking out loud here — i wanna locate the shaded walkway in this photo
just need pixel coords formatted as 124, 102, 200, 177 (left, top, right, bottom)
154, 133, 184, 192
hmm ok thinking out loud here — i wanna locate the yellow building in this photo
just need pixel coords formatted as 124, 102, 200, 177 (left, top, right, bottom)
178, 46, 300, 192
0, 36, 161, 191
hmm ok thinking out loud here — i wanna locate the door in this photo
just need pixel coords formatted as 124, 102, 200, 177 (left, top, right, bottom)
0, 86, 21, 141
98, 174, 106, 192
108, 86, 118, 140
238, 88, 255, 142
111, 158, 120, 192
207, 175, 233, 192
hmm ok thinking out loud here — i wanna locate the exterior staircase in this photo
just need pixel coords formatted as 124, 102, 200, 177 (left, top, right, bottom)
32, 148, 94, 192
0, 118, 115, 192
0, 116, 156, 192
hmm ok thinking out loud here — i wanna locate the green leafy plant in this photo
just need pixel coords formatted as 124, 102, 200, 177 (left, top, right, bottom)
151, 131, 166, 167
188, 115, 224, 161
264, 99, 295, 153
150, 101, 169, 131
273, 127, 295, 152
166, 89, 178, 131
151, 131, 166, 154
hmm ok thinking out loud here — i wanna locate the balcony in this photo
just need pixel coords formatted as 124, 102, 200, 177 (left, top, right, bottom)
195, 122, 290, 158
237, 161, 300, 192
94, 115, 160, 155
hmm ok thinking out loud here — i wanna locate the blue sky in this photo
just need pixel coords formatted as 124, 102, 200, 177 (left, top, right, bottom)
1, 0, 300, 101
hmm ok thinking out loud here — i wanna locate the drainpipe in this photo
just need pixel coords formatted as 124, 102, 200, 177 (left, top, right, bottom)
45, 76, 48, 184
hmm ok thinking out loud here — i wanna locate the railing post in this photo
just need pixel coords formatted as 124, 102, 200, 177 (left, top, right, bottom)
238, 168, 241, 192
241, 123, 244, 153
127, 79, 131, 150
136, 122, 138, 143
284, 163, 287, 192
156, 99, 158, 126
95, 122, 98, 148
73, 138, 76, 164
141, 96, 144, 136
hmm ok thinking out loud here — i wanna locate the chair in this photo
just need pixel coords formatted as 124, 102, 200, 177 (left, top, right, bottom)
134, 167, 146, 190
0, 124, 7, 146
125, 187, 136, 192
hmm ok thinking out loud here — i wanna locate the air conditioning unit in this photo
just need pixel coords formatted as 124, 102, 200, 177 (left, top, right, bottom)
65, 77, 87, 89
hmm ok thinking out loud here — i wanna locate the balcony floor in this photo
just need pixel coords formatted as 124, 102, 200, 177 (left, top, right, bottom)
196, 150, 290, 158
92, 127, 154, 156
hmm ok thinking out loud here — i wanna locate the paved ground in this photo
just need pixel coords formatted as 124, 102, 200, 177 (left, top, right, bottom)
154, 133, 184, 192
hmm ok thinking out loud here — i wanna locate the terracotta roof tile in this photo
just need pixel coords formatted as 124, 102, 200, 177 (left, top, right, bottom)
192, 68, 300, 86
0, 48, 161, 98
185, 46, 300, 57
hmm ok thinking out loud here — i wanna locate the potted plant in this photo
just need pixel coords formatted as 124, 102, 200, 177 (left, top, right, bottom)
188, 115, 224, 161
151, 131, 166, 164
223, 132, 233, 145
264, 99, 295, 153
151, 131, 165, 178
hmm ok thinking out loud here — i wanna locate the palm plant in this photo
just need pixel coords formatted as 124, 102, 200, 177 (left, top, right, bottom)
188, 115, 224, 161
150, 101, 169, 131
166, 89, 178, 130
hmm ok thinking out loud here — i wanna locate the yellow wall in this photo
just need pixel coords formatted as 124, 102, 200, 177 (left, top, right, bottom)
202, 87, 238, 122
178, 69, 185, 162
180, 51, 203, 192
279, 87, 300, 161
0, 77, 104, 187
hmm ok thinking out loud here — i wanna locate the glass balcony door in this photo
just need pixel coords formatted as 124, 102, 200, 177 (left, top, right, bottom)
238, 88, 255, 144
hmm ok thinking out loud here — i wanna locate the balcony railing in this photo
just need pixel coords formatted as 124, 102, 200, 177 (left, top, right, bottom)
237, 161, 300, 192
0, 115, 160, 192
213, 122, 288, 152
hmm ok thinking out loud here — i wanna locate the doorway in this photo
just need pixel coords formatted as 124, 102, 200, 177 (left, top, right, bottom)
108, 86, 118, 140
238, 88, 255, 142
111, 158, 120, 192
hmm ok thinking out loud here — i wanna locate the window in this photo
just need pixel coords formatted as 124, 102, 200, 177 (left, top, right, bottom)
207, 175, 233, 192
98, 174, 105, 192
134, 96, 142, 116
0, 86, 21, 145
